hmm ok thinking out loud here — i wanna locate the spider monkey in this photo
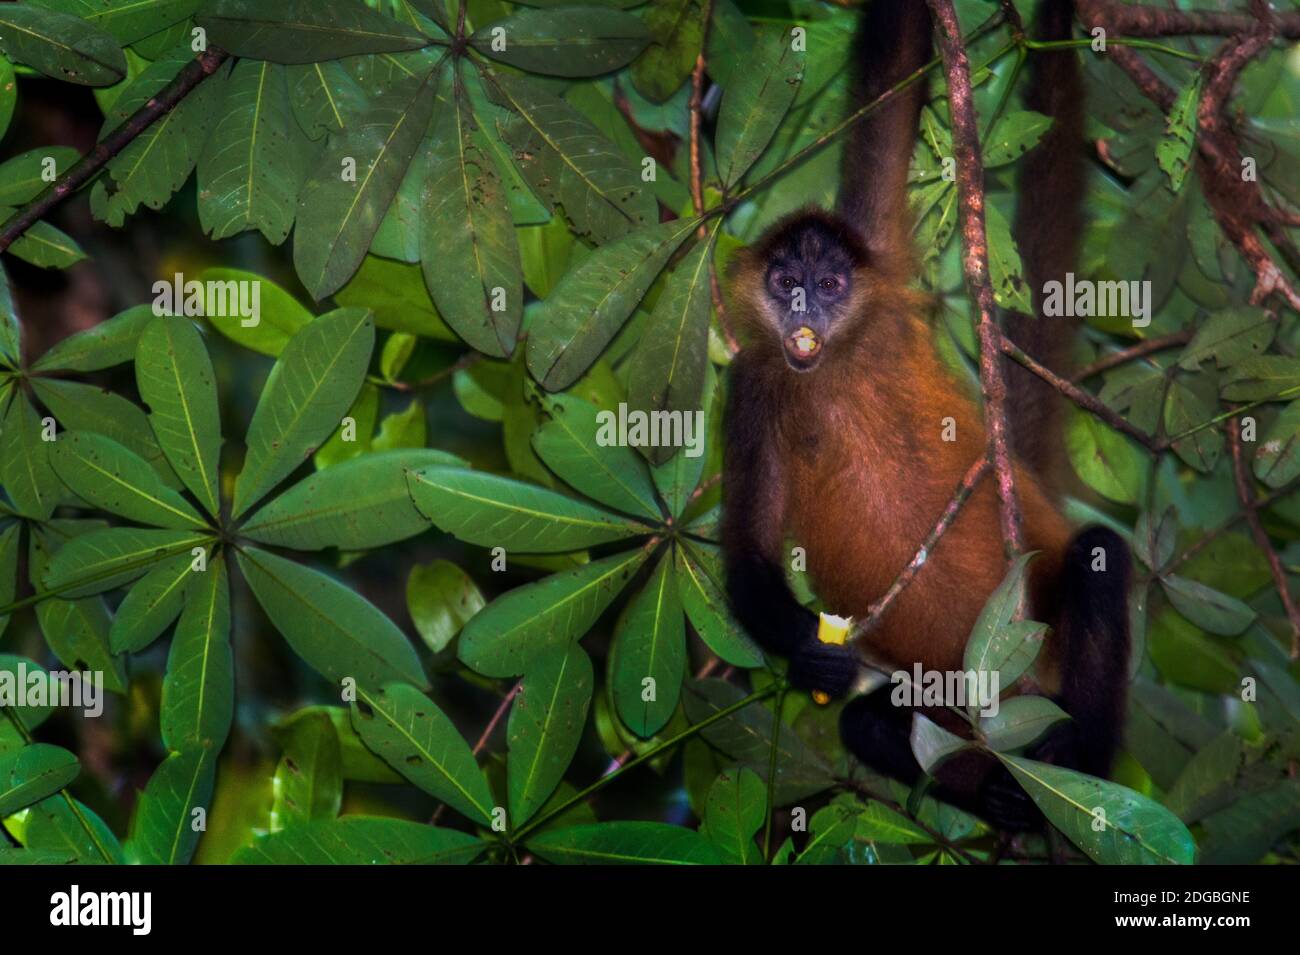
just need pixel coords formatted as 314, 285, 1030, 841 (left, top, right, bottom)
721, 0, 1131, 829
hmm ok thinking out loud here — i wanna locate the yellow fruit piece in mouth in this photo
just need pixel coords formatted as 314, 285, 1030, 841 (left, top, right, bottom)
791, 326, 819, 354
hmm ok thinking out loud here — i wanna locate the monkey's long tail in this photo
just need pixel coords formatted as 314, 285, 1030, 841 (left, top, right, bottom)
1006, 0, 1084, 490
1041, 525, 1132, 778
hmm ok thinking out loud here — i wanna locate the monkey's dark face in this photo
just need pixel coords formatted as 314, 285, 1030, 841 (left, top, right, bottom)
749, 212, 868, 372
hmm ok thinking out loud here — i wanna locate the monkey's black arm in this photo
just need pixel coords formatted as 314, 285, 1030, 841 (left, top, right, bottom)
721, 358, 858, 696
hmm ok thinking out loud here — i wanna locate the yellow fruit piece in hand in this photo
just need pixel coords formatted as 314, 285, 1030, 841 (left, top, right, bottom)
812, 613, 853, 704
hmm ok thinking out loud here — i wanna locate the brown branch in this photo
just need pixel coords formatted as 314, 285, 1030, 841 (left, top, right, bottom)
1077, 1, 1300, 39
1228, 418, 1300, 659
0, 46, 230, 255
851, 455, 991, 642
1072, 329, 1194, 381
927, 0, 1023, 559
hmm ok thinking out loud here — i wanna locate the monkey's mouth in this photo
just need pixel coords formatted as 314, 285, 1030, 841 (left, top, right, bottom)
783, 326, 823, 369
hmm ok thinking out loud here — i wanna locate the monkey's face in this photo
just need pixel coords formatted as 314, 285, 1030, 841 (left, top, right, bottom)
749, 213, 867, 372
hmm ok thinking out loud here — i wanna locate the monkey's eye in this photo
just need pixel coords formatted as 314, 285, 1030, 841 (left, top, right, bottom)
780, 276, 796, 290
818, 277, 839, 292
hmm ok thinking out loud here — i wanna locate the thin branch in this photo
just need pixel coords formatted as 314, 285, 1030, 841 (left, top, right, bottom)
1077, 0, 1300, 39
1228, 418, 1300, 659
431, 680, 521, 825
1072, 329, 1194, 381
928, 0, 1023, 559
0, 46, 230, 255
1160, 474, 1300, 577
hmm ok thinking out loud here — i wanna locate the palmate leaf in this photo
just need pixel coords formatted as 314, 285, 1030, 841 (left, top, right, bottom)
135, 316, 223, 518
90, 47, 230, 226
611, 553, 684, 737
998, 753, 1196, 864
527, 218, 699, 390
197, 58, 309, 244
126, 747, 216, 865
0, 4, 125, 86
43, 527, 211, 599
242, 448, 461, 550
109, 550, 195, 653
49, 431, 207, 530
528, 821, 721, 864
507, 644, 593, 827
459, 548, 649, 678
703, 768, 766, 864
352, 682, 495, 826
236, 546, 425, 692
0, 744, 80, 817
408, 465, 649, 552
21, 792, 124, 864
470, 8, 649, 78
714, 26, 804, 188
421, 70, 522, 358
28, 0, 201, 46
232, 817, 483, 864
531, 392, 661, 520
676, 541, 762, 668
287, 60, 368, 140
196, 0, 429, 64
197, 266, 313, 357
1, 391, 59, 520
32, 304, 153, 373
232, 307, 374, 518
486, 72, 656, 244
161, 555, 233, 751
626, 235, 716, 467
293, 70, 437, 300
270, 710, 342, 831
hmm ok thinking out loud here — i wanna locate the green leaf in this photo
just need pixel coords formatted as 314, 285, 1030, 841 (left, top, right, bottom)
1156, 72, 1201, 193
0, 57, 12, 143
985, 202, 1032, 314
232, 817, 483, 864
1, 392, 59, 520
1159, 574, 1256, 636
89, 48, 228, 225
161, 556, 233, 751
611, 553, 684, 737
49, 431, 207, 530
197, 59, 307, 244
314, 382, 379, 468
0, 4, 125, 85
126, 747, 215, 865
233, 307, 374, 517
998, 754, 1196, 864
196, 267, 313, 357
1164, 379, 1223, 473
22, 793, 123, 864
532, 392, 661, 519
961, 553, 1045, 686
625, 237, 714, 465
287, 60, 367, 140
1065, 405, 1146, 504
528, 217, 698, 390
408, 465, 647, 553
714, 26, 804, 188
983, 110, 1052, 167
1255, 400, 1300, 488
293, 70, 437, 300
1221, 356, 1300, 402
459, 548, 648, 677
979, 695, 1068, 751
471, 8, 648, 78
528, 820, 721, 864
0, 744, 80, 817
241, 448, 458, 550
237, 546, 425, 692
0, 261, 18, 368
909, 712, 971, 774
1178, 306, 1274, 371
196, 0, 429, 64
854, 801, 933, 845
371, 398, 426, 451
32, 304, 153, 372
43, 527, 208, 598
28, 0, 200, 45
676, 541, 762, 668
1, 212, 85, 269
421, 77, 521, 357
0, 145, 79, 205
135, 316, 223, 518
109, 551, 195, 654
31, 378, 177, 488
487, 72, 656, 244
351, 682, 494, 826
1198, 780, 1300, 865
269, 710, 341, 830
507, 644, 593, 827
405, 558, 485, 654
649, 363, 715, 516
630, 0, 702, 103
702, 767, 765, 864
0, 526, 20, 639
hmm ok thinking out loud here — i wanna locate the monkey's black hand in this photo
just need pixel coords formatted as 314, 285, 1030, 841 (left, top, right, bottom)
787, 639, 859, 699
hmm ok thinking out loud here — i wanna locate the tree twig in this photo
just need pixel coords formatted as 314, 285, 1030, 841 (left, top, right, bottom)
927, 0, 1023, 559
1072, 329, 1194, 381
0, 47, 230, 255
1077, 0, 1300, 39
